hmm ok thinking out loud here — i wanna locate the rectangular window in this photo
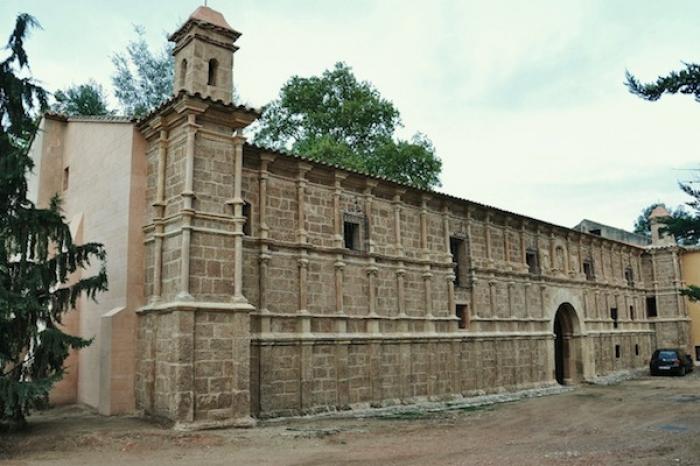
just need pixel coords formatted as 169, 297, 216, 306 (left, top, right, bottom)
646, 296, 658, 318
525, 248, 539, 274
450, 237, 465, 287
624, 267, 634, 287
583, 260, 594, 281
242, 201, 251, 236
695, 346, 700, 362
343, 213, 365, 252
589, 229, 602, 236
615, 344, 621, 358
610, 307, 618, 329
344, 221, 359, 250
635, 344, 640, 356
63, 166, 69, 191
456, 304, 468, 329
629, 305, 635, 321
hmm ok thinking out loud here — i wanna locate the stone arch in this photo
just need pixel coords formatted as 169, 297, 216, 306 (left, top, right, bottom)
552, 302, 585, 384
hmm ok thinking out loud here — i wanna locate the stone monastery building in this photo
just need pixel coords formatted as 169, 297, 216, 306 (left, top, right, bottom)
28, 6, 692, 429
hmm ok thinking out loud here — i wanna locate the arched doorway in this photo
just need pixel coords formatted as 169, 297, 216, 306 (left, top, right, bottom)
553, 303, 581, 385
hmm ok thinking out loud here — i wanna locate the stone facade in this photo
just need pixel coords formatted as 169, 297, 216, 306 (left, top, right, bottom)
30, 6, 692, 428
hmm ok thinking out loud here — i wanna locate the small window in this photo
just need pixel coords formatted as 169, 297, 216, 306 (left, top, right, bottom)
526, 248, 539, 274
242, 201, 251, 236
450, 237, 465, 287
635, 344, 640, 356
207, 58, 218, 85
695, 346, 700, 362
610, 307, 618, 329
615, 344, 621, 358
629, 305, 635, 321
646, 296, 658, 318
456, 304, 469, 329
63, 166, 69, 191
344, 221, 360, 251
583, 259, 594, 281
589, 229, 602, 236
180, 59, 188, 87
624, 267, 634, 287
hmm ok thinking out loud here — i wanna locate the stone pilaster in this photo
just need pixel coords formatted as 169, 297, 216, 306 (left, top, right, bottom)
392, 189, 405, 257
364, 180, 377, 254
176, 115, 199, 302
485, 213, 493, 265
231, 132, 247, 304
488, 280, 497, 317
333, 171, 348, 248
367, 261, 379, 333
519, 222, 527, 269
257, 154, 274, 332
151, 128, 168, 303
334, 257, 346, 332
396, 264, 406, 318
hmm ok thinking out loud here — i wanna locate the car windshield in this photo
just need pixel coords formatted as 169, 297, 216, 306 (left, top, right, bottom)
658, 351, 677, 360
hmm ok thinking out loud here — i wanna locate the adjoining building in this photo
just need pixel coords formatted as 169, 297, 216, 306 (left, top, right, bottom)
28, 6, 692, 429
573, 219, 650, 247
576, 208, 700, 365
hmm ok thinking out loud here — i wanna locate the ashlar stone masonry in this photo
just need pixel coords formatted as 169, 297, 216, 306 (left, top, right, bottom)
33, 6, 692, 429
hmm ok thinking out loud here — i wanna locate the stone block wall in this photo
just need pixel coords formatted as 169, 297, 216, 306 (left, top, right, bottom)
250, 336, 552, 418
135, 94, 691, 425
239, 145, 691, 418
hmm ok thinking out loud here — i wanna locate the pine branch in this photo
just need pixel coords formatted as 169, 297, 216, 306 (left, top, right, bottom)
625, 64, 700, 102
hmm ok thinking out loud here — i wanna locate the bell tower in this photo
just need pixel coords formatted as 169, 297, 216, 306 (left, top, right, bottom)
169, 5, 240, 104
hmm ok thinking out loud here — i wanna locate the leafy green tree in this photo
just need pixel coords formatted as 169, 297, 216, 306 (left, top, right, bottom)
52, 80, 112, 116
111, 25, 173, 118
254, 62, 442, 189
0, 14, 108, 430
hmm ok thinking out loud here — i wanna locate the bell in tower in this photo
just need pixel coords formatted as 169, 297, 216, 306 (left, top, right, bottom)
169, 6, 240, 104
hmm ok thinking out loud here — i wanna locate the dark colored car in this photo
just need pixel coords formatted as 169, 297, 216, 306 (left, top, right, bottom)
650, 349, 695, 376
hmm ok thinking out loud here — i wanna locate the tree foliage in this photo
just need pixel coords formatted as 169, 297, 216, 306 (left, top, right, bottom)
626, 62, 700, 301
659, 184, 700, 246
632, 202, 689, 237
254, 62, 442, 189
52, 80, 112, 116
111, 25, 173, 118
0, 14, 108, 429
625, 65, 700, 102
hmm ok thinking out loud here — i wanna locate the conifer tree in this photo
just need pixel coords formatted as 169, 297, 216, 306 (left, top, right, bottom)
0, 14, 108, 430
626, 66, 700, 301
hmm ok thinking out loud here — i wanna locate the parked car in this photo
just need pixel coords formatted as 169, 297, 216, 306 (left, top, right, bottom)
649, 349, 694, 376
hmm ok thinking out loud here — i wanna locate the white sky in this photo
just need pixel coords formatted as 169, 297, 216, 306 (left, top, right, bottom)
3, 0, 700, 231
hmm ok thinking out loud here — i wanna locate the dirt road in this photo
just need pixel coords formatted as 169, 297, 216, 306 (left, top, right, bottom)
2, 372, 699, 465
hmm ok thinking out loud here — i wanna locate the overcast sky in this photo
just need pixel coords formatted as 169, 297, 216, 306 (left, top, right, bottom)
3, 0, 700, 231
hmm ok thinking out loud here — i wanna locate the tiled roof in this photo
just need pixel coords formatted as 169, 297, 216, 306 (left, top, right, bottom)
245, 142, 646, 246
136, 90, 261, 126
169, 6, 241, 42
44, 112, 133, 123
189, 6, 234, 32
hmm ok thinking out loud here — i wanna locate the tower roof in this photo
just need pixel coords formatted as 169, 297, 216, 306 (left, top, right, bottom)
649, 205, 670, 220
169, 5, 240, 42
188, 6, 233, 31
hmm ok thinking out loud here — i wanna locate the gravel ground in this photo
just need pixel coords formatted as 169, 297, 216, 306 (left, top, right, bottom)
2, 371, 699, 465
